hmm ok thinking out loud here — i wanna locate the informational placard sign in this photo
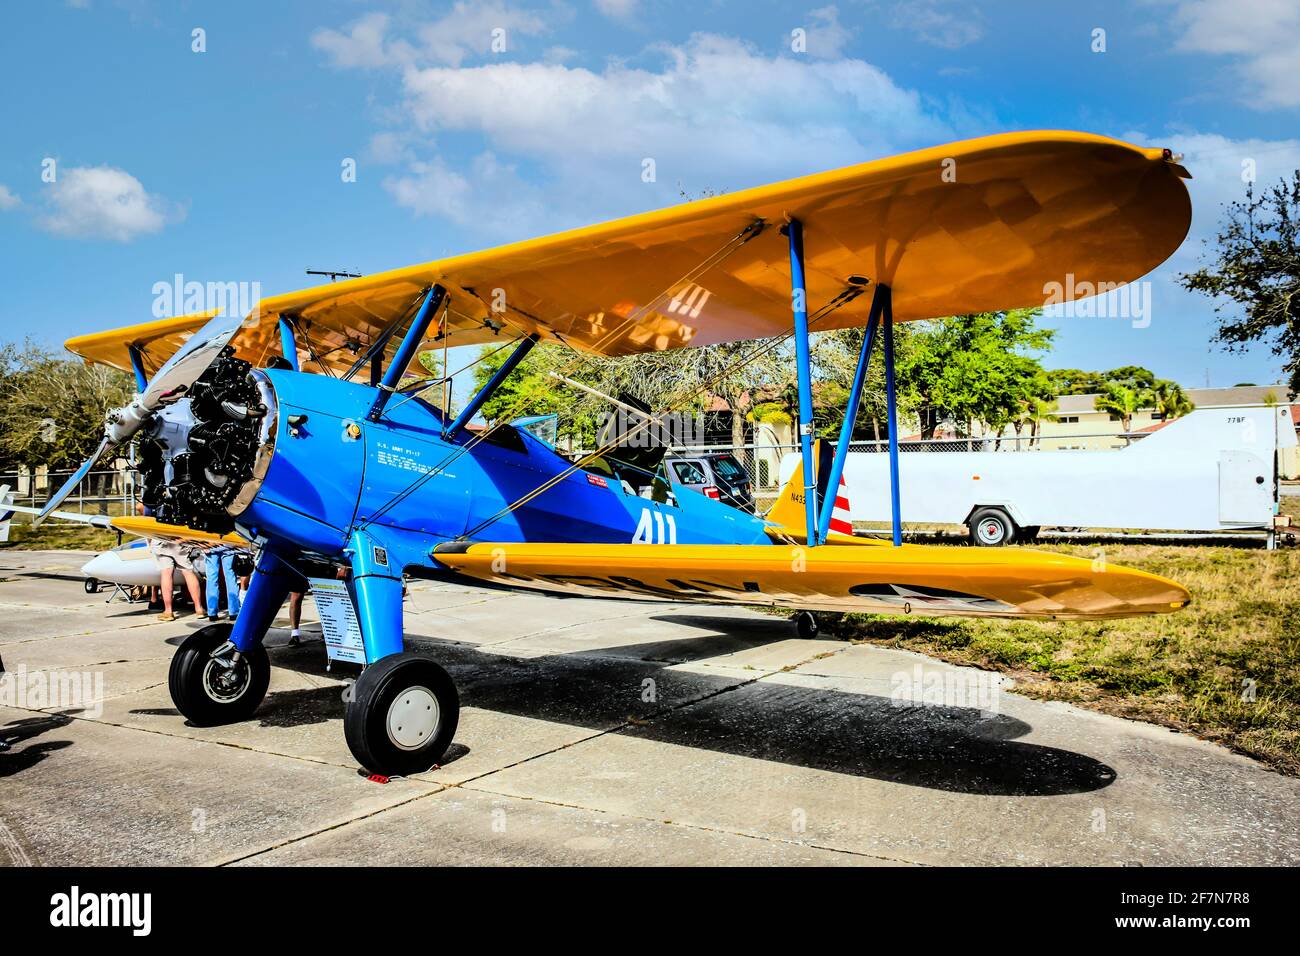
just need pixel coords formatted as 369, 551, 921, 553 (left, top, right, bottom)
309, 578, 366, 664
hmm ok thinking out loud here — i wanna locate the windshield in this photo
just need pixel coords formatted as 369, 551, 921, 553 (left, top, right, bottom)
672, 461, 707, 484
708, 455, 747, 483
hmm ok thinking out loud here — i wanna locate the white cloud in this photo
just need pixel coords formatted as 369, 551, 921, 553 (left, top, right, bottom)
398, 33, 946, 173
367, 130, 415, 165
315, 14, 952, 239
1173, 0, 1300, 109
312, 3, 553, 70
890, 1, 983, 49
1124, 130, 1300, 250
312, 11, 393, 69
382, 33, 949, 235
37, 165, 176, 241
594, 0, 638, 20
0, 185, 20, 210
384, 153, 548, 235
804, 6, 853, 59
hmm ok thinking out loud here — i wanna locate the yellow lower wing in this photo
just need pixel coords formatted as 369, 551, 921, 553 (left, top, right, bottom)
111, 516, 247, 549
432, 541, 1189, 620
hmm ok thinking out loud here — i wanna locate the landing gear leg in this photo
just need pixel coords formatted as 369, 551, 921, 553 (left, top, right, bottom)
342, 531, 459, 776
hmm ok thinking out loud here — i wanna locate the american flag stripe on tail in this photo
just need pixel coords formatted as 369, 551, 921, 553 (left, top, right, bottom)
829, 475, 854, 536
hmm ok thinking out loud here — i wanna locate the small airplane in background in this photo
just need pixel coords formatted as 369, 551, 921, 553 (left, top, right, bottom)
36, 131, 1195, 776
2, 486, 242, 600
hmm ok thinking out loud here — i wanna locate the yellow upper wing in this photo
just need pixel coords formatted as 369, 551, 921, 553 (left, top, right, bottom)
66, 130, 1191, 372
66, 310, 220, 380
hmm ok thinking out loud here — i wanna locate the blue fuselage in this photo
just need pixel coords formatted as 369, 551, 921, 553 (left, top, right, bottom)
235, 369, 774, 574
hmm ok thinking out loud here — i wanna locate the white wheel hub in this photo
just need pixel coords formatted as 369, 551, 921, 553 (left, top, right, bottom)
386, 685, 440, 751
202, 658, 249, 704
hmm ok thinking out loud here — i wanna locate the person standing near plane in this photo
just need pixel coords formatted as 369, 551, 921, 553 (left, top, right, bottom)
287, 589, 305, 645
204, 545, 241, 620
155, 540, 205, 623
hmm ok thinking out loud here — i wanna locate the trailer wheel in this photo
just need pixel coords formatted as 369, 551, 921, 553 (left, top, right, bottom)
794, 610, 819, 639
969, 508, 1016, 547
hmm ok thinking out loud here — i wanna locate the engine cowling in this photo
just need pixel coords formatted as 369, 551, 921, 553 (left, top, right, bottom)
137, 349, 277, 533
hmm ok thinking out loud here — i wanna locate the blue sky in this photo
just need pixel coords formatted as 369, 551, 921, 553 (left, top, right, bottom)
2, 0, 1298, 390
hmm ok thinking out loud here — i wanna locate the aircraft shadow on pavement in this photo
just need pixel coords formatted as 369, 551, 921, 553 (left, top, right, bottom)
0, 714, 74, 778
197, 615, 1119, 798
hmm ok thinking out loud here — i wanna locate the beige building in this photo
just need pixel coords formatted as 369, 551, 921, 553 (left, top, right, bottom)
984, 384, 1299, 478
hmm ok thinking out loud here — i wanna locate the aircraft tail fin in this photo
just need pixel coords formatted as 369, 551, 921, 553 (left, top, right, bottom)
765, 441, 855, 538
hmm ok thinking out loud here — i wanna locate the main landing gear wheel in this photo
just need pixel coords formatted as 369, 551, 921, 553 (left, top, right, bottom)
968, 507, 1017, 547
344, 652, 459, 777
169, 623, 270, 726
794, 610, 820, 639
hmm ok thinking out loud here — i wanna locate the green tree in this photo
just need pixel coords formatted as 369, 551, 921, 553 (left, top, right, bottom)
1103, 365, 1158, 393
467, 333, 791, 449
1181, 172, 1300, 391
1151, 378, 1195, 420
1010, 371, 1059, 447
467, 343, 608, 446
1047, 368, 1107, 395
813, 323, 914, 440
0, 340, 133, 473
900, 309, 1055, 440
1094, 381, 1150, 432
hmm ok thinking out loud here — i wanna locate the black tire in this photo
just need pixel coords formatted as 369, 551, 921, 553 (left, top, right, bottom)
794, 610, 820, 639
169, 623, 270, 726
969, 507, 1016, 547
1019, 525, 1042, 544
84, 578, 99, 594
345, 652, 459, 776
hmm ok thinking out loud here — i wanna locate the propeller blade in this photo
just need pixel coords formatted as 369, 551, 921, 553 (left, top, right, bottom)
105, 313, 246, 446
38, 313, 246, 527
140, 313, 244, 409
38, 314, 245, 528
33, 436, 111, 526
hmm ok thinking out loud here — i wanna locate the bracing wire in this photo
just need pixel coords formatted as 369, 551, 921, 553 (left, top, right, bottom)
354, 220, 766, 530
461, 285, 865, 538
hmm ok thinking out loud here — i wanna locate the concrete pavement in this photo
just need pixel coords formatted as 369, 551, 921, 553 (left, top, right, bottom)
1, 549, 1297, 866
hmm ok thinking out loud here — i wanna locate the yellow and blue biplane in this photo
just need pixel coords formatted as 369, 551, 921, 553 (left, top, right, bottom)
41, 131, 1194, 775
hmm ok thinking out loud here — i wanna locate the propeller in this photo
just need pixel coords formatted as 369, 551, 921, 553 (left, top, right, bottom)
34, 314, 245, 526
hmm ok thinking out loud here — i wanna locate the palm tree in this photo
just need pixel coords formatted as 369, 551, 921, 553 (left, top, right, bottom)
1094, 382, 1150, 433
1151, 379, 1195, 420
1019, 395, 1058, 447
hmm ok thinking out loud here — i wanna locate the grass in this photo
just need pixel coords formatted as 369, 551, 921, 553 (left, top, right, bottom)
817, 537, 1300, 776
2, 514, 121, 551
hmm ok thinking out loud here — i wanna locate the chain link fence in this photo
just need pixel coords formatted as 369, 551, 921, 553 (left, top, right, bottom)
1, 468, 138, 519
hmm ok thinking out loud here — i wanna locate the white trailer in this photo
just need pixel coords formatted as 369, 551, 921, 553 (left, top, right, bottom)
780, 406, 1297, 546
